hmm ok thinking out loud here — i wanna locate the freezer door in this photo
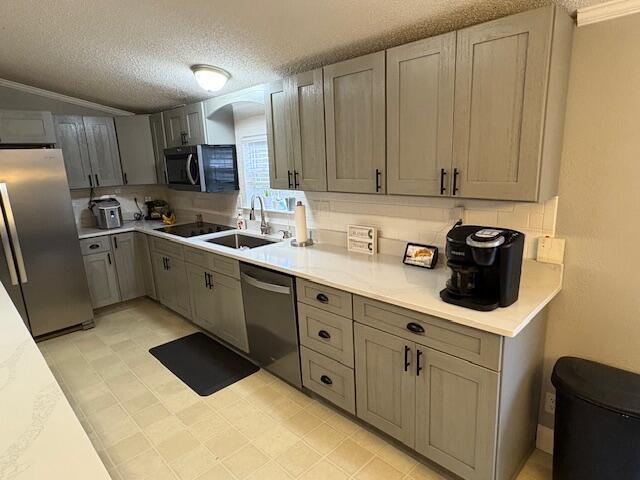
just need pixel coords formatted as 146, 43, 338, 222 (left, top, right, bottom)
0, 149, 93, 336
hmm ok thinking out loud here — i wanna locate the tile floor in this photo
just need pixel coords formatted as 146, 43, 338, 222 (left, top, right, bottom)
38, 298, 552, 480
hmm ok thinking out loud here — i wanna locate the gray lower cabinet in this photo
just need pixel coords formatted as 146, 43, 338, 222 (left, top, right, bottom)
187, 262, 216, 331
136, 233, 156, 299
111, 232, 145, 301
324, 52, 386, 194
83, 251, 121, 308
83, 116, 123, 187
54, 115, 92, 189
114, 115, 158, 185
415, 347, 499, 480
0, 110, 56, 145
386, 33, 456, 196
149, 112, 167, 184
152, 251, 191, 318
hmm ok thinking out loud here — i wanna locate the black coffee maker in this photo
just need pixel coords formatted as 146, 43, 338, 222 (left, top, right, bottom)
440, 224, 524, 311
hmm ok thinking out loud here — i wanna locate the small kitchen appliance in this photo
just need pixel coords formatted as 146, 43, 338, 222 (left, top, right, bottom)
90, 198, 123, 230
440, 224, 524, 311
164, 144, 238, 192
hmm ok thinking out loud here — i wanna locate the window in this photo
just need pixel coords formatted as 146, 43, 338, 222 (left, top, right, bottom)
238, 133, 294, 212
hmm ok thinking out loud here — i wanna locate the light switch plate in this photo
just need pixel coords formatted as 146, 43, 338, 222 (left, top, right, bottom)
537, 237, 565, 264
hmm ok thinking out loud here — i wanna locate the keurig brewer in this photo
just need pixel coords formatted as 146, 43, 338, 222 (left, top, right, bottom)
440, 225, 524, 311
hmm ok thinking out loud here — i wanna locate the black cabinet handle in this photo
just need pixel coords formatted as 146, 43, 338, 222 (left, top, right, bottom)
316, 293, 329, 304
416, 349, 423, 376
113, 237, 118, 249
318, 330, 331, 340
165, 257, 170, 270
207, 272, 213, 289
452, 168, 459, 196
162, 257, 166, 270
123, 172, 128, 185
94, 174, 100, 187
320, 375, 333, 385
406, 322, 425, 334
440, 168, 447, 195
88, 175, 93, 187
294, 171, 300, 189
404, 345, 410, 372
204, 272, 209, 289
107, 253, 112, 265
375, 169, 382, 192
287, 170, 293, 189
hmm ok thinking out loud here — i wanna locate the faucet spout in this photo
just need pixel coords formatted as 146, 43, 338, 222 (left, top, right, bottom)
250, 195, 270, 235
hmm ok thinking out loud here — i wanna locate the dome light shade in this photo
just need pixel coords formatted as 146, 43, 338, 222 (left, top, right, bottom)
191, 65, 230, 92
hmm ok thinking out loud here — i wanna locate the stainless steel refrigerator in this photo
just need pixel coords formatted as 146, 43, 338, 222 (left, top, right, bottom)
0, 149, 93, 337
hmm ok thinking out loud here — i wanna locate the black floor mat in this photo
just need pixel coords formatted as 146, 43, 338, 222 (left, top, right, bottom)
149, 332, 259, 396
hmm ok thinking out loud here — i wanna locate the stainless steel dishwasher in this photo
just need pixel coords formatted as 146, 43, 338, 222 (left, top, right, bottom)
240, 263, 301, 388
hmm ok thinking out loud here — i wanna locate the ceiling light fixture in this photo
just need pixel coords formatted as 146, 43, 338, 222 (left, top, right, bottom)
191, 65, 230, 92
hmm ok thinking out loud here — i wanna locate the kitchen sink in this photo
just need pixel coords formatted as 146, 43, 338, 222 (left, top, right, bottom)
205, 233, 276, 249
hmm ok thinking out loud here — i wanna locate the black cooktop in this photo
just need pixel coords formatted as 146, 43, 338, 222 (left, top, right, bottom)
155, 222, 234, 238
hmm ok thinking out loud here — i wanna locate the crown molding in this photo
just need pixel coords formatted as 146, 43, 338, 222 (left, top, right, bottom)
0, 78, 133, 116
577, 0, 640, 26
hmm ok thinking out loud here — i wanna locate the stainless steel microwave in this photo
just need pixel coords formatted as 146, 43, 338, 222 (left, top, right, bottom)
164, 144, 239, 192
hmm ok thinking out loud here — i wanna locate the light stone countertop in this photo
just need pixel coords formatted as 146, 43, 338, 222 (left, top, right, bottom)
78, 220, 563, 337
0, 285, 110, 480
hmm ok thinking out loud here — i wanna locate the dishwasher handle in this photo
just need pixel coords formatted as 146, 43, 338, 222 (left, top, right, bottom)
241, 272, 292, 295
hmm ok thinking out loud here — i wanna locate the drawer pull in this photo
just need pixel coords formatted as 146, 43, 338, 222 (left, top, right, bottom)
316, 293, 329, 303
406, 322, 425, 334
320, 375, 333, 385
318, 330, 331, 340
89, 244, 99, 249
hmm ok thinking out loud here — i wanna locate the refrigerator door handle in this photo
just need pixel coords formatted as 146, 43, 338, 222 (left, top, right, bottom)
0, 202, 18, 285
0, 183, 27, 284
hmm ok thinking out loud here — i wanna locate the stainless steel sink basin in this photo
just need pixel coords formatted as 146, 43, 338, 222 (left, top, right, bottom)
205, 233, 276, 249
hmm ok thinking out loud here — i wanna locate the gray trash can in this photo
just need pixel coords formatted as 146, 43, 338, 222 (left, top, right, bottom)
551, 357, 640, 479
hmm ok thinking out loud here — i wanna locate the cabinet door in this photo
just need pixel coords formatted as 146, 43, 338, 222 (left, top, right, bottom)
0, 110, 56, 144
152, 252, 174, 309
211, 271, 249, 352
415, 347, 499, 480
83, 252, 121, 309
83, 116, 123, 187
452, 7, 554, 201
135, 233, 156, 299
111, 233, 145, 301
387, 33, 455, 196
149, 112, 167, 184
354, 323, 415, 446
289, 69, 327, 191
324, 52, 386, 194
166, 255, 192, 319
54, 115, 93, 189
163, 107, 185, 147
265, 80, 293, 189
186, 262, 215, 330
183, 102, 206, 145
114, 115, 157, 185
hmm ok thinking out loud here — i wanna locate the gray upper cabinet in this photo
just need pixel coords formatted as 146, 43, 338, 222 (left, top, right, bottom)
54, 115, 92, 189
114, 115, 158, 185
387, 33, 456, 196
324, 52, 386, 194
415, 347, 499, 480
452, 5, 572, 201
265, 80, 293, 190
111, 233, 145, 301
289, 69, 327, 191
83, 116, 123, 187
149, 112, 167, 184
0, 110, 56, 145
163, 102, 206, 147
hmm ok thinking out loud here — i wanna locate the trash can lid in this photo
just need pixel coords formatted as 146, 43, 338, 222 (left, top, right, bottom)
552, 357, 640, 419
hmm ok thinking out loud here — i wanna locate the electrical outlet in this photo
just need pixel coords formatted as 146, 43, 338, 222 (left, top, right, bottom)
144, 196, 152, 202
545, 392, 556, 414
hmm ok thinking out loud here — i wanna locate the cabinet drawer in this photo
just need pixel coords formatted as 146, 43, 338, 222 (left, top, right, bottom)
298, 303, 354, 367
151, 237, 184, 259
80, 236, 111, 255
296, 278, 352, 318
300, 346, 355, 415
353, 296, 502, 371
184, 246, 240, 279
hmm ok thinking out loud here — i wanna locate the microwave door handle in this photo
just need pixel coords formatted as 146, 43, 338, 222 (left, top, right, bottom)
0, 198, 19, 285
0, 183, 27, 284
186, 154, 197, 185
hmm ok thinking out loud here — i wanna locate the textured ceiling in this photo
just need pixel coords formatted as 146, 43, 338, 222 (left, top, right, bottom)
0, 0, 604, 113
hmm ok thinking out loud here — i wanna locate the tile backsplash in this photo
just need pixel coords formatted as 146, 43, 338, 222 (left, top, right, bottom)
166, 188, 558, 259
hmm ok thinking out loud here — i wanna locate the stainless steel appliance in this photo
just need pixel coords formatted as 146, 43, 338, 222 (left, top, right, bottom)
89, 197, 123, 229
240, 263, 301, 388
155, 222, 234, 238
0, 149, 94, 336
164, 144, 238, 193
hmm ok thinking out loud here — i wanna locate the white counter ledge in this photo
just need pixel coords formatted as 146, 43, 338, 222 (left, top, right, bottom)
0, 284, 110, 480
78, 221, 563, 338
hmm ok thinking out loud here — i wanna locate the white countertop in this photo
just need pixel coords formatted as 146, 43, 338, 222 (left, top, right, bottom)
78, 221, 563, 337
0, 285, 110, 479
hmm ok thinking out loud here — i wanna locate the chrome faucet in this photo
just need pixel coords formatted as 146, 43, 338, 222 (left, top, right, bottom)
249, 195, 270, 235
